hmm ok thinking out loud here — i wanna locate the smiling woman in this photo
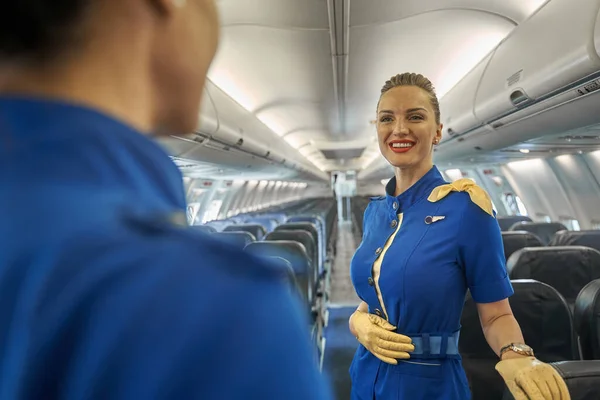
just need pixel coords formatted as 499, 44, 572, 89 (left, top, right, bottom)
346, 73, 570, 400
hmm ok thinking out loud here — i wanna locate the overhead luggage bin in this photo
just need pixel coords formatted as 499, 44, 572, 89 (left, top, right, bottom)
474, 0, 600, 125
161, 80, 329, 182
438, 53, 493, 142
435, 0, 600, 163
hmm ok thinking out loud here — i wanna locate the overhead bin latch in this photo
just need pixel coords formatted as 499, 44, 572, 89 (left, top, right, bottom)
509, 88, 532, 108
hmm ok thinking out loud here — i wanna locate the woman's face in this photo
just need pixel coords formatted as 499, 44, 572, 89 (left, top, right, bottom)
376, 85, 442, 171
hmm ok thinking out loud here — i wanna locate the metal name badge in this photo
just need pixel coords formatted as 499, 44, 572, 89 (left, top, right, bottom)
424, 216, 445, 224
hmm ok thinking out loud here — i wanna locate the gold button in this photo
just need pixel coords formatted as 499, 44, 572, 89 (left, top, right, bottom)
375, 247, 382, 255
390, 220, 397, 228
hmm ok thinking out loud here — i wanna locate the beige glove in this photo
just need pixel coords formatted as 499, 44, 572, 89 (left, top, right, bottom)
495, 356, 570, 399
350, 311, 414, 365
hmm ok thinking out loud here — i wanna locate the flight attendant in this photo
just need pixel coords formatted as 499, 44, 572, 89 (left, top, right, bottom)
348, 73, 570, 400
0, 1, 331, 399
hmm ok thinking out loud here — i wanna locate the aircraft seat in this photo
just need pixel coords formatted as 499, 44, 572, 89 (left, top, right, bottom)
460, 279, 578, 400
244, 240, 312, 305
551, 230, 600, 253
262, 256, 298, 293
501, 231, 543, 261
214, 231, 256, 249
502, 360, 600, 400
286, 215, 326, 267
574, 279, 600, 360
497, 215, 533, 231
245, 217, 278, 233
275, 222, 322, 274
265, 230, 316, 272
223, 224, 266, 240
193, 225, 217, 234
507, 246, 600, 310
204, 220, 231, 232
508, 222, 568, 245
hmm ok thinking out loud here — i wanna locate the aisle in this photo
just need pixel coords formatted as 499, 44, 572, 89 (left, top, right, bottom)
323, 221, 360, 399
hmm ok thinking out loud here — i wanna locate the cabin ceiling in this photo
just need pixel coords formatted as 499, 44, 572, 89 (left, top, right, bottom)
207, 0, 549, 175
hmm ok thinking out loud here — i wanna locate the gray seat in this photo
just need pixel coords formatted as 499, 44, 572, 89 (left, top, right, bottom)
193, 225, 216, 234
223, 224, 266, 240
497, 215, 532, 231
574, 279, 600, 360
244, 241, 311, 306
507, 246, 600, 310
502, 360, 600, 400
460, 280, 577, 400
501, 231, 543, 261
214, 231, 256, 249
551, 230, 600, 253
508, 222, 568, 245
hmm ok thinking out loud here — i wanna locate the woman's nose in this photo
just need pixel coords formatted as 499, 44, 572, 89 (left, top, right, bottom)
393, 119, 409, 134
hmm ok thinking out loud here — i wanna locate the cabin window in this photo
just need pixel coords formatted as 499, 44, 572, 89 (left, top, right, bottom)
502, 193, 529, 216
187, 203, 201, 225
559, 217, 580, 231
202, 199, 223, 224
535, 213, 551, 223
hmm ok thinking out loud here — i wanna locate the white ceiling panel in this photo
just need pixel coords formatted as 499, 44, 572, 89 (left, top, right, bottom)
349, 0, 548, 27
202, 0, 553, 176
284, 129, 330, 148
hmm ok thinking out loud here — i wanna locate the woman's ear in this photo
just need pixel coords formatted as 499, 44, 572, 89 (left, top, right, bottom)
434, 123, 443, 144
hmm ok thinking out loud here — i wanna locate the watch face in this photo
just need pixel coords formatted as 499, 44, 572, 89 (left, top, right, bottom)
513, 344, 531, 351
512, 344, 533, 354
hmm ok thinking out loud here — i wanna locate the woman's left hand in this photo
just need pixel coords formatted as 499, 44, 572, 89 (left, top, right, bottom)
495, 356, 570, 399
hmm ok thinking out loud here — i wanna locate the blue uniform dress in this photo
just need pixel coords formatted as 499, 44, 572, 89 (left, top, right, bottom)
349, 166, 513, 400
0, 97, 332, 399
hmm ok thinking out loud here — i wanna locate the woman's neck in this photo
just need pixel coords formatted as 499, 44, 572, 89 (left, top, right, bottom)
393, 162, 433, 197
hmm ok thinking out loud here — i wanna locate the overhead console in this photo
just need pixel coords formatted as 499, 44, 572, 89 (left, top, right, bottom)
158, 80, 329, 182
436, 0, 600, 162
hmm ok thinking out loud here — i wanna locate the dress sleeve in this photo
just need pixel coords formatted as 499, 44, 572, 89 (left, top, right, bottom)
457, 197, 514, 303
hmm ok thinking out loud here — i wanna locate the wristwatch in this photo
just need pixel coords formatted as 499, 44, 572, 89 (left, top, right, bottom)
500, 343, 535, 358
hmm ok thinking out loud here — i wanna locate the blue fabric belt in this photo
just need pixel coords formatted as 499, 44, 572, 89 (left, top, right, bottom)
408, 331, 460, 357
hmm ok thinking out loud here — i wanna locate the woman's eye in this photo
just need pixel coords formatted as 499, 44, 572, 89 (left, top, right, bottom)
409, 114, 424, 120
380, 116, 392, 123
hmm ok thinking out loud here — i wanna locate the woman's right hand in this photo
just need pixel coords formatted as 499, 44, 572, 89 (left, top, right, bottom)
350, 310, 415, 365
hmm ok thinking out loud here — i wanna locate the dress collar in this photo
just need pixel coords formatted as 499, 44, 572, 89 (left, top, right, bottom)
385, 165, 446, 213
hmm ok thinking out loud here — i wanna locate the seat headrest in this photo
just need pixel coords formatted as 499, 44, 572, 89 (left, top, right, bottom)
261, 256, 297, 288
214, 231, 256, 249
275, 223, 319, 240
265, 230, 316, 263
193, 225, 216, 234
551, 230, 600, 253
501, 231, 543, 261
508, 222, 568, 245
507, 246, 600, 305
244, 241, 309, 274
497, 215, 533, 231
461, 279, 577, 361
574, 279, 600, 359
223, 224, 267, 240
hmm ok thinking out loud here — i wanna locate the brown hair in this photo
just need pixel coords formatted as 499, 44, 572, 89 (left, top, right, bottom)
378, 73, 441, 125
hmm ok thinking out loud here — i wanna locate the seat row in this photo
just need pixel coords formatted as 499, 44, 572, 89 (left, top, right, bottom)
461, 278, 600, 399
193, 197, 338, 369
